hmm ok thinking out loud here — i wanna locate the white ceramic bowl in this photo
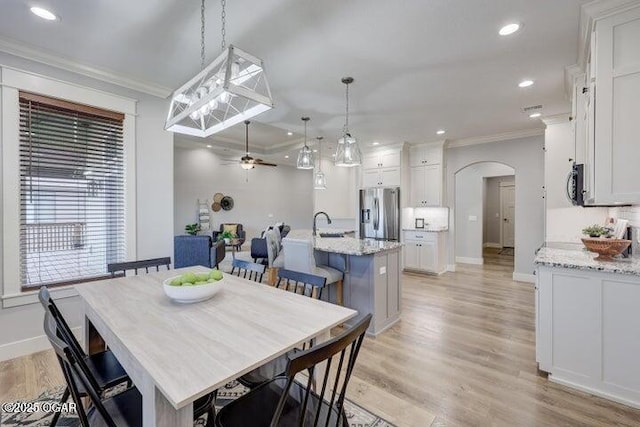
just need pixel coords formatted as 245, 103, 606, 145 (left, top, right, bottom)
162, 276, 224, 304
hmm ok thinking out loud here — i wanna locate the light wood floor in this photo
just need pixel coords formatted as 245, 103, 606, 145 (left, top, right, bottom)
2, 255, 640, 426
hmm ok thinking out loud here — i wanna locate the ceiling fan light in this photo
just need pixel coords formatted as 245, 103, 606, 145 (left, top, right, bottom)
241, 162, 254, 170
314, 171, 327, 190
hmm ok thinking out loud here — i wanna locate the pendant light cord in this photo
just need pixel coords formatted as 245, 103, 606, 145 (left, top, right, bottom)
317, 137, 323, 171
221, 0, 227, 51
200, 0, 206, 69
344, 82, 349, 135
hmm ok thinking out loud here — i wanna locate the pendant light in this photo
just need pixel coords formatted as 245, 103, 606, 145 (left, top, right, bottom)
334, 77, 362, 167
165, 0, 273, 137
296, 117, 315, 170
314, 136, 327, 189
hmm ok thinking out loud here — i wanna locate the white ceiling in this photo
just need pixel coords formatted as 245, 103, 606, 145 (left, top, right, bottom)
0, 0, 587, 153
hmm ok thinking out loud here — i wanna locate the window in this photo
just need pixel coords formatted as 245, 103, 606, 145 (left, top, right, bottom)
19, 92, 126, 288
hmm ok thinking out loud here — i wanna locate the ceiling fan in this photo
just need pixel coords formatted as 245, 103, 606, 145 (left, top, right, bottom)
239, 121, 277, 169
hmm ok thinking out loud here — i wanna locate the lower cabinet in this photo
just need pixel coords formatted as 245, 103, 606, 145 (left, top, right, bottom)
402, 231, 446, 274
536, 266, 640, 408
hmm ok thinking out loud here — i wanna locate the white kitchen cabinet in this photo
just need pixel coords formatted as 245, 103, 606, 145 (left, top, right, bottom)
402, 230, 446, 274
409, 144, 443, 167
364, 152, 400, 169
362, 167, 400, 188
588, 5, 640, 204
410, 164, 441, 206
536, 265, 640, 407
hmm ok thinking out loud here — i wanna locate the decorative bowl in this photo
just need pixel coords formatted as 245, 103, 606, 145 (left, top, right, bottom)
581, 238, 631, 261
162, 276, 224, 303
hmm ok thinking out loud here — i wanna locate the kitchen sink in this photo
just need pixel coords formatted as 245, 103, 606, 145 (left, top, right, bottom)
319, 232, 345, 238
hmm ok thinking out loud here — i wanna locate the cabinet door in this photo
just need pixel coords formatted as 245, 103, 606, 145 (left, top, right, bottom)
380, 152, 401, 168
424, 145, 442, 166
410, 166, 426, 206
362, 169, 380, 188
380, 167, 401, 187
418, 242, 437, 272
594, 7, 640, 204
409, 145, 424, 167
362, 155, 380, 170
424, 164, 442, 206
403, 242, 420, 269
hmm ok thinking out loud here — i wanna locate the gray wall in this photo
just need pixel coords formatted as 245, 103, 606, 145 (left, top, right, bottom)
174, 146, 314, 240
484, 176, 515, 245
454, 163, 514, 263
0, 52, 173, 357
446, 135, 545, 278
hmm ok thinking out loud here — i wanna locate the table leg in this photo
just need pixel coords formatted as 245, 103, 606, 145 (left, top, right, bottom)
142, 376, 193, 427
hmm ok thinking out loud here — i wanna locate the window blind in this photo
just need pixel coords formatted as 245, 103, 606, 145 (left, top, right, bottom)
19, 92, 126, 288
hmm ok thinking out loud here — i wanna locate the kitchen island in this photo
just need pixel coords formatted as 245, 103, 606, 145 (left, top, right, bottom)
285, 230, 403, 336
535, 243, 640, 408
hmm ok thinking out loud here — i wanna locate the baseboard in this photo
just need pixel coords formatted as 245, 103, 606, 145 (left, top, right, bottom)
483, 242, 502, 249
512, 272, 536, 283
0, 326, 82, 362
446, 264, 456, 272
455, 256, 484, 265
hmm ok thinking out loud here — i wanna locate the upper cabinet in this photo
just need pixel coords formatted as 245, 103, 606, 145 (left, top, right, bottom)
363, 152, 401, 169
361, 149, 402, 188
578, 4, 640, 205
409, 142, 444, 207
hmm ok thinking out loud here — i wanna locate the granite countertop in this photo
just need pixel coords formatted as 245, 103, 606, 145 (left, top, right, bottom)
285, 230, 403, 256
402, 227, 448, 232
535, 244, 640, 276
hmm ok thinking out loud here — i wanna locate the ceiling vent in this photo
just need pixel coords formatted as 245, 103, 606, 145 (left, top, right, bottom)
521, 104, 543, 114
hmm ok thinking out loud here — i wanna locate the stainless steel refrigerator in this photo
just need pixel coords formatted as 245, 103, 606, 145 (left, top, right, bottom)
359, 187, 400, 241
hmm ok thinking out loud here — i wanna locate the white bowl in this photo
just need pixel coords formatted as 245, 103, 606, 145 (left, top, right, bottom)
162, 276, 224, 304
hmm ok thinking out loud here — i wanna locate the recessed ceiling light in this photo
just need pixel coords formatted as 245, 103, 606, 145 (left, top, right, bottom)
529, 112, 542, 118
287, 131, 293, 136
372, 141, 380, 146
206, 144, 212, 148
436, 130, 446, 135
499, 23, 520, 36
284, 155, 289, 159
30, 6, 57, 21
313, 149, 318, 153
519, 80, 534, 88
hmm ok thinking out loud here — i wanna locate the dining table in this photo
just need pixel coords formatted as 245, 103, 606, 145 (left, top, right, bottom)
75, 266, 358, 427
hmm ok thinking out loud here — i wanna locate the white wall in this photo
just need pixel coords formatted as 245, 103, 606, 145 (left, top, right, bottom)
483, 175, 515, 245
446, 135, 545, 280
454, 163, 514, 264
174, 145, 313, 240
0, 51, 173, 361
313, 161, 357, 220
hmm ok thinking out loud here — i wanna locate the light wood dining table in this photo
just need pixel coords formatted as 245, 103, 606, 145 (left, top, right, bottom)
75, 266, 357, 427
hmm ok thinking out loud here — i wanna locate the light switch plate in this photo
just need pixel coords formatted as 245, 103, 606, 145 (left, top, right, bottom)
379, 266, 387, 275
468, 215, 478, 222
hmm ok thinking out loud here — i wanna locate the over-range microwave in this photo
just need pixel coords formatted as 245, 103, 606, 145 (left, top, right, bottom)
566, 163, 631, 207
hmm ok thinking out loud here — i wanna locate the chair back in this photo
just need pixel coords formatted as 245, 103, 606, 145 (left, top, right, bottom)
264, 229, 280, 267
282, 238, 316, 274
38, 286, 87, 362
276, 269, 326, 299
107, 257, 171, 277
270, 314, 372, 427
231, 259, 266, 282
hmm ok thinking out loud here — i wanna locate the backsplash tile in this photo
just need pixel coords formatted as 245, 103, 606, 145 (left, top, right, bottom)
609, 206, 640, 255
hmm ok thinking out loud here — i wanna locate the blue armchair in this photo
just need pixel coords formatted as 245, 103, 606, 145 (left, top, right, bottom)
174, 235, 226, 269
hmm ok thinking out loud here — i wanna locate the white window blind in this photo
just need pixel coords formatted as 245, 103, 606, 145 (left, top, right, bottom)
19, 92, 126, 288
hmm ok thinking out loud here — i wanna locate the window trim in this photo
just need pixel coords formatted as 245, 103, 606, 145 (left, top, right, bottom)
1, 66, 137, 307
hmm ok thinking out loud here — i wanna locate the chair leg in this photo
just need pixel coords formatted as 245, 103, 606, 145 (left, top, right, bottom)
336, 280, 344, 306
50, 386, 70, 427
267, 267, 278, 286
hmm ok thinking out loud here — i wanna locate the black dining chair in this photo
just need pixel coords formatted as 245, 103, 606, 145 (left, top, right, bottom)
215, 314, 373, 427
107, 257, 171, 277
230, 259, 265, 282
43, 311, 217, 427
38, 286, 130, 426
236, 270, 328, 390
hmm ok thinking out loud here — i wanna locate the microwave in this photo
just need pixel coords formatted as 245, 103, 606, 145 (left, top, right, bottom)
566, 163, 585, 206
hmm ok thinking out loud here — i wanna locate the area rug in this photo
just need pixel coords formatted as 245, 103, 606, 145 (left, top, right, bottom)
1, 381, 395, 426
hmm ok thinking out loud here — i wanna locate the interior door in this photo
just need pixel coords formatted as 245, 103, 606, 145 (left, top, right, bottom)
501, 184, 515, 247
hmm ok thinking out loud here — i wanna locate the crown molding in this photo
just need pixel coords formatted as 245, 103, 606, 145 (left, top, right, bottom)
564, 64, 584, 101
446, 128, 544, 149
578, 0, 640, 69
542, 113, 571, 126
0, 36, 172, 98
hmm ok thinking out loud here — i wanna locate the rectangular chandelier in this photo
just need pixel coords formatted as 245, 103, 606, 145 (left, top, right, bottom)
165, 45, 274, 137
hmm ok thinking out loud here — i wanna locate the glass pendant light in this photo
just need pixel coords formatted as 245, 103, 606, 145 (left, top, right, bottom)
334, 77, 362, 167
314, 136, 327, 189
165, 0, 273, 137
296, 117, 315, 169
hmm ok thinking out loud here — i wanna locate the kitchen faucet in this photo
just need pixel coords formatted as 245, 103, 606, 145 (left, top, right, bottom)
313, 211, 332, 236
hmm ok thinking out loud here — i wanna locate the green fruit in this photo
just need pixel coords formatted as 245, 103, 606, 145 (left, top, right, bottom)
207, 278, 216, 283
170, 278, 182, 286
210, 270, 223, 281
196, 273, 209, 282
194, 281, 207, 286
182, 282, 195, 286
181, 272, 197, 284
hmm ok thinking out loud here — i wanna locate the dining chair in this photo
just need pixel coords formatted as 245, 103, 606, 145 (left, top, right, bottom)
107, 257, 171, 277
38, 286, 130, 426
237, 270, 327, 390
282, 238, 344, 305
230, 259, 266, 282
43, 312, 217, 427
215, 314, 373, 427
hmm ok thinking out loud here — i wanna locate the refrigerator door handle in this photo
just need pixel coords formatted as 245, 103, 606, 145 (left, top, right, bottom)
373, 197, 379, 230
